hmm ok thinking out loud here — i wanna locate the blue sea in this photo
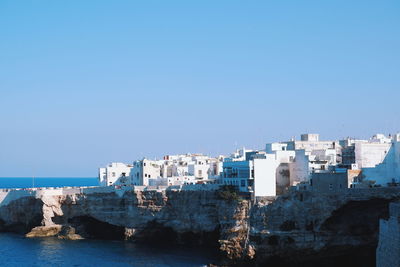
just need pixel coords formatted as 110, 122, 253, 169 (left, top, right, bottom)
0, 234, 216, 267
0, 177, 99, 189
0, 178, 217, 267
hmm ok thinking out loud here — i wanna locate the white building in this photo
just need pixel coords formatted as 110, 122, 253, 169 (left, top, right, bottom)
208, 156, 224, 178
97, 132, 400, 191
188, 159, 209, 179
265, 136, 338, 189
161, 153, 222, 181
362, 134, 400, 185
221, 151, 279, 197
265, 142, 295, 194
99, 162, 132, 186
355, 142, 392, 169
148, 176, 197, 186
284, 134, 338, 152
228, 147, 255, 162
288, 147, 337, 184
340, 134, 392, 169
131, 159, 163, 186
127, 154, 223, 186
265, 134, 340, 186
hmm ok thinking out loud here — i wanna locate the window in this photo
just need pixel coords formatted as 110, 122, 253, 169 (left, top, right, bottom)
241, 180, 246, 187
112, 172, 116, 177
198, 170, 202, 177
148, 175, 151, 178
145, 174, 147, 177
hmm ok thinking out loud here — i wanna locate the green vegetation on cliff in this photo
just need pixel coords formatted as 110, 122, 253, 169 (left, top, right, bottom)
216, 185, 242, 202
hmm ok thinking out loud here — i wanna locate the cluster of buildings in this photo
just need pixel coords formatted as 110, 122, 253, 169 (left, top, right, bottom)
99, 154, 223, 187
99, 133, 400, 197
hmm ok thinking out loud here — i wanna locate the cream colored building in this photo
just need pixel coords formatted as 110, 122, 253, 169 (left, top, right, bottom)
99, 162, 132, 186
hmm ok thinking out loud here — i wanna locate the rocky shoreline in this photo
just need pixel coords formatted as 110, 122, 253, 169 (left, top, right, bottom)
1, 186, 400, 266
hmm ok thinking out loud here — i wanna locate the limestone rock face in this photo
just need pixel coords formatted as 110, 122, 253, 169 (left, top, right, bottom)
1, 187, 400, 265
248, 189, 400, 266
41, 195, 64, 226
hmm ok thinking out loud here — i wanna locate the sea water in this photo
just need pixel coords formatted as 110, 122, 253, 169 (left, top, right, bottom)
0, 178, 217, 267
0, 177, 99, 189
0, 233, 216, 267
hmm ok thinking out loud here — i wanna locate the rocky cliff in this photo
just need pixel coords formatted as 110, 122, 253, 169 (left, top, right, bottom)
1, 186, 400, 266
249, 189, 400, 266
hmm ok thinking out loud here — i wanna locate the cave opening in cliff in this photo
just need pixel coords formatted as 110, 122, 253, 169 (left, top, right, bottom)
67, 216, 125, 240
136, 221, 221, 250
321, 198, 392, 236
179, 227, 221, 249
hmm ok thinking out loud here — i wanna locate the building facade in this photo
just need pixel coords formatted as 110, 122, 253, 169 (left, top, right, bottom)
99, 162, 132, 186
100, 154, 222, 187
221, 150, 284, 197
362, 135, 400, 185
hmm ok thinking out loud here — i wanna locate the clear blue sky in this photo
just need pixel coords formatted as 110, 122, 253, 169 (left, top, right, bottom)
0, 0, 399, 177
